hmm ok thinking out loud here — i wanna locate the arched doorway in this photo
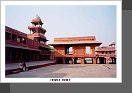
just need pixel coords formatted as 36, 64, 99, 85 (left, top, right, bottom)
99, 57, 106, 64
56, 58, 63, 64
74, 58, 81, 64
85, 58, 92, 64
65, 58, 72, 64
110, 57, 116, 64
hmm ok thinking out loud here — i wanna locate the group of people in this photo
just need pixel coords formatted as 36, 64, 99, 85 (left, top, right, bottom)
19, 61, 28, 72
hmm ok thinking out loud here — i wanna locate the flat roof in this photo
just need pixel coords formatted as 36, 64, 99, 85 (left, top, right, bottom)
49, 41, 102, 46
96, 47, 116, 51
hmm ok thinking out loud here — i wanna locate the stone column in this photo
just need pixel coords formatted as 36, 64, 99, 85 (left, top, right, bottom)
54, 58, 57, 63
72, 58, 74, 64
92, 57, 96, 64
21, 49, 23, 61
15, 49, 18, 62
63, 58, 65, 64
81, 58, 84, 64
114, 58, 116, 64
97, 57, 100, 64
29, 51, 31, 61
37, 52, 39, 61
112, 58, 113, 63
9, 48, 12, 62
105, 57, 109, 64
34, 52, 36, 61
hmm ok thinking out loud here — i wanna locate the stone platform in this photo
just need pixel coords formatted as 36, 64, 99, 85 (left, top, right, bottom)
6, 60, 56, 75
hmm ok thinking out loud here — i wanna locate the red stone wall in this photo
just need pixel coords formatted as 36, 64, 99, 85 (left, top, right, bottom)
54, 46, 65, 57
73, 45, 85, 56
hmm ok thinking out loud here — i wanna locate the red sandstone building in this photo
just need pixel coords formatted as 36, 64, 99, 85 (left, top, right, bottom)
96, 42, 116, 64
49, 36, 102, 64
5, 15, 53, 63
5, 15, 116, 64
49, 37, 116, 64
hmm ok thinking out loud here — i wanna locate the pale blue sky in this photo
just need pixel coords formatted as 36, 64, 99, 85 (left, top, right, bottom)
5, 5, 116, 46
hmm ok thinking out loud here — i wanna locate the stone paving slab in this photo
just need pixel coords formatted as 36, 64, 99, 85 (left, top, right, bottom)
6, 64, 116, 78
6, 60, 54, 70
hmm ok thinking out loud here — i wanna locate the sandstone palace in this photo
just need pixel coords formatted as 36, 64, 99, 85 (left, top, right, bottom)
5, 15, 116, 64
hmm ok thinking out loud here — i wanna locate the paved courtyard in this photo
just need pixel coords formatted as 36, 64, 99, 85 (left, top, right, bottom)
6, 60, 54, 70
6, 64, 116, 78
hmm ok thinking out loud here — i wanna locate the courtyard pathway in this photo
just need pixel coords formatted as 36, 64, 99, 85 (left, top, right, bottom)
6, 64, 116, 78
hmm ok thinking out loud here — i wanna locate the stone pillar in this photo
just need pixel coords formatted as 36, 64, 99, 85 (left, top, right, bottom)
37, 52, 39, 61
34, 51, 36, 61
21, 50, 23, 61
9, 48, 12, 62
105, 57, 109, 64
54, 58, 57, 63
92, 57, 96, 64
34, 52, 36, 61
32, 51, 34, 61
114, 58, 116, 64
15, 49, 18, 62
29, 51, 31, 61
63, 58, 65, 64
106, 58, 109, 64
81, 58, 84, 64
72, 58, 74, 64
97, 57, 100, 64
112, 58, 113, 63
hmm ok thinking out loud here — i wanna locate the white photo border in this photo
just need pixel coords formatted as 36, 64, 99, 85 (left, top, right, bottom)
1, 1, 122, 83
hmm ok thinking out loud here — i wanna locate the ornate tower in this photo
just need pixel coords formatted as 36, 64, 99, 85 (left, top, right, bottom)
27, 15, 53, 60
28, 15, 48, 44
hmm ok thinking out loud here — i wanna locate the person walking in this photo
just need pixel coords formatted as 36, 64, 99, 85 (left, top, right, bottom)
23, 61, 28, 71
19, 62, 24, 72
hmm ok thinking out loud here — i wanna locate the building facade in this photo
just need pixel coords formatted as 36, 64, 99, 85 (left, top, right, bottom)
50, 37, 116, 64
96, 42, 116, 64
49, 36, 102, 64
5, 15, 53, 63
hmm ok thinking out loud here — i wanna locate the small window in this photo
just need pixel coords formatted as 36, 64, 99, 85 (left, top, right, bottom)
106, 52, 107, 54
69, 47, 73, 54
109, 52, 111, 54
86, 47, 91, 54
6, 32, 11, 40
65, 46, 73, 55
12, 34, 17, 41
102, 52, 104, 54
